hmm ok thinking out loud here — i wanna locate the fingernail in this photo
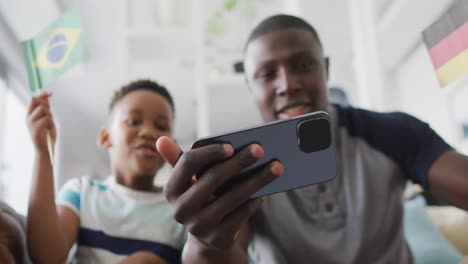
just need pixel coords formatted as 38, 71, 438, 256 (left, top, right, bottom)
270, 161, 283, 176
250, 144, 264, 158
223, 144, 234, 156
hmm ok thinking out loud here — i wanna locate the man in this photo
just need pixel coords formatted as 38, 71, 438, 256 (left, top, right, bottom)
156, 14, 468, 263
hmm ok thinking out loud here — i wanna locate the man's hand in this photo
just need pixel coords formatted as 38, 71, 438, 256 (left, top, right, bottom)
156, 136, 283, 250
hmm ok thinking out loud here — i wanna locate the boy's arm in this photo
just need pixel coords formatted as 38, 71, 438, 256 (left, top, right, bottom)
26, 94, 79, 264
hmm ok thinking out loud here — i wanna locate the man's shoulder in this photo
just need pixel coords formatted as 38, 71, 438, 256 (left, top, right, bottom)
332, 104, 430, 143
334, 104, 422, 129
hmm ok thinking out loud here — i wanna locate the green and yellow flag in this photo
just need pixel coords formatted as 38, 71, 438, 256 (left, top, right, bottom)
21, 8, 86, 92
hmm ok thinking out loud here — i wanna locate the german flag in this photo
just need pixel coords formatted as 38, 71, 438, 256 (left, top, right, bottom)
422, 0, 468, 88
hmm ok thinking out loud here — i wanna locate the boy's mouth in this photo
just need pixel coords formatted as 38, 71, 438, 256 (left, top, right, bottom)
135, 143, 158, 158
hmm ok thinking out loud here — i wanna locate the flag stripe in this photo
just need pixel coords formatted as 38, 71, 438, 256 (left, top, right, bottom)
422, 0, 468, 49
436, 49, 468, 87
21, 41, 42, 92
428, 22, 468, 68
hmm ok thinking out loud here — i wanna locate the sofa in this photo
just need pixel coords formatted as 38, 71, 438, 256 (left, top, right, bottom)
404, 189, 468, 264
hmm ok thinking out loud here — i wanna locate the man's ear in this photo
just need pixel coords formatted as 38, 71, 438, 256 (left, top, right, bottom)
98, 127, 112, 149
324, 57, 330, 81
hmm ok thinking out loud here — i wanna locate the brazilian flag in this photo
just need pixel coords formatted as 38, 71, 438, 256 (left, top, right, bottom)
21, 8, 87, 92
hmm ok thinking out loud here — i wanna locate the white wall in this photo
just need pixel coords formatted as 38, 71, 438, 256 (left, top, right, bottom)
372, 0, 462, 148
391, 43, 461, 147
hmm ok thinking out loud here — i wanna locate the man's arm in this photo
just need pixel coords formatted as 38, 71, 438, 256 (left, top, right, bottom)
428, 150, 468, 211
182, 222, 251, 264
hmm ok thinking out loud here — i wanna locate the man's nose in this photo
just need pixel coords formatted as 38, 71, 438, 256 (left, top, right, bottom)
276, 67, 300, 96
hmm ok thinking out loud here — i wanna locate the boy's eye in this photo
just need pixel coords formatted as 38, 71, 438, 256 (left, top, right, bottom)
127, 119, 141, 126
156, 124, 170, 131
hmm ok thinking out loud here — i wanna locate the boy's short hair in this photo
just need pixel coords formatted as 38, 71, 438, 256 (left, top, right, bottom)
245, 14, 323, 50
109, 79, 175, 116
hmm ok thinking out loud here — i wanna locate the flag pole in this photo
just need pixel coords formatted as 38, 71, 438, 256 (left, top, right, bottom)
46, 130, 55, 167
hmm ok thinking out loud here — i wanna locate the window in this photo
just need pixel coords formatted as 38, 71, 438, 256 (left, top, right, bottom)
0, 79, 34, 215
0, 79, 6, 201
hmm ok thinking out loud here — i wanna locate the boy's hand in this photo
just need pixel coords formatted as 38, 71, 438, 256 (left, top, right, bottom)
26, 93, 56, 155
156, 136, 283, 251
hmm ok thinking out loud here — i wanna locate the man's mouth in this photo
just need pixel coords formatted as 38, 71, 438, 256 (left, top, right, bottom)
277, 104, 313, 119
135, 143, 158, 158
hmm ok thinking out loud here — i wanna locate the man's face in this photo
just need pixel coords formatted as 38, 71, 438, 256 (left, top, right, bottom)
244, 28, 329, 122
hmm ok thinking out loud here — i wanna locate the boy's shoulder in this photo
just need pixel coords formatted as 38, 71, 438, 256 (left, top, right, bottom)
57, 176, 112, 214
61, 176, 110, 191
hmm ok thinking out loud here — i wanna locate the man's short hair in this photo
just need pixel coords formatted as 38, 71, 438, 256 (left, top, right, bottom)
245, 14, 323, 50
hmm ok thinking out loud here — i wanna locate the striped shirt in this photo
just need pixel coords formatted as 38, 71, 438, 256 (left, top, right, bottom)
56, 176, 186, 264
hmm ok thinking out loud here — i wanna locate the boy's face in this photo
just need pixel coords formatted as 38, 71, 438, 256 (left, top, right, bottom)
101, 90, 173, 178
244, 28, 329, 122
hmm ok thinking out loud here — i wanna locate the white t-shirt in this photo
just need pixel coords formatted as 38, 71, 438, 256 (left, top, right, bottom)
56, 176, 186, 264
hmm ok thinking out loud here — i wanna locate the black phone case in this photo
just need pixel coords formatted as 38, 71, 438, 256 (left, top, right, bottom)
191, 111, 337, 198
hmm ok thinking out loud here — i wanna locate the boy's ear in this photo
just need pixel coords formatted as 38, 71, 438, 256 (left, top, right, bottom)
98, 127, 112, 149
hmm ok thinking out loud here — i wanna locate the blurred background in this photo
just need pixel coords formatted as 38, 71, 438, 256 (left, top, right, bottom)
0, 0, 467, 215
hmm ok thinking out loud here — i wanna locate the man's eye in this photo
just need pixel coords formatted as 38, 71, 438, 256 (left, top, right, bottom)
297, 61, 313, 72
260, 70, 275, 80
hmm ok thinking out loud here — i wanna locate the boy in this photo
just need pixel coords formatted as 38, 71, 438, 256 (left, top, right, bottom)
27, 80, 185, 263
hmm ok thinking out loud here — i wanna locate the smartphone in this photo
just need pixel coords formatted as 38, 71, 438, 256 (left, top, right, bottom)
191, 111, 337, 198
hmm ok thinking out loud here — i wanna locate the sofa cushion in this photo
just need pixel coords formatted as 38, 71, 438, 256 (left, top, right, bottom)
404, 195, 463, 264
427, 205, 468, 255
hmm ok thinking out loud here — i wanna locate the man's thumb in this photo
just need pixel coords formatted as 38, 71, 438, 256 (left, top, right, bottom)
156, 136, 183, 167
